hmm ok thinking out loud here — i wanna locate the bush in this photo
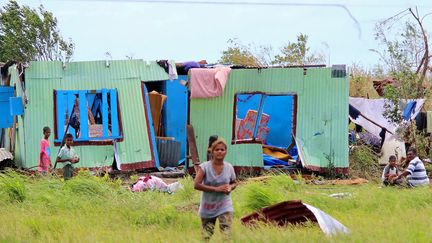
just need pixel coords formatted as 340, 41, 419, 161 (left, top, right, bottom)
350, 144, 380, 180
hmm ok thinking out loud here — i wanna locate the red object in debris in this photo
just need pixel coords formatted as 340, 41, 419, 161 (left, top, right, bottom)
241, 200, 318, 226
372, 78, 398, 97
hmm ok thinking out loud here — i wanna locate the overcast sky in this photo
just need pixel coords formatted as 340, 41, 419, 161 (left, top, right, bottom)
7, 0, 432, 67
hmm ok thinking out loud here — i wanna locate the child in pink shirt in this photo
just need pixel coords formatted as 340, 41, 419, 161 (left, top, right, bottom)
39, 126, 52, 174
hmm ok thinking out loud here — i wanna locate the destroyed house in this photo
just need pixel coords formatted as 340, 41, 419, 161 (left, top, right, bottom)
189, 65, 349, 173
2, 60, 187, 171
1, 60, 348, 174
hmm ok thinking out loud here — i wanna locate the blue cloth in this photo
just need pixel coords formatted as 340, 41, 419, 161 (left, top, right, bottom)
289, 146, 298, 158
402, 101, 417, 121
263, 154, 289, 166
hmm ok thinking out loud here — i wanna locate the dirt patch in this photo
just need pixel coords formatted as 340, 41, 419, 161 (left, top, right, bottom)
176, 203, 199, 213
312, 178, 369, 185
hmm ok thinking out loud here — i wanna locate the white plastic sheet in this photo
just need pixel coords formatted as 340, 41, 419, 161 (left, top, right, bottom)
304, 203, 350, 236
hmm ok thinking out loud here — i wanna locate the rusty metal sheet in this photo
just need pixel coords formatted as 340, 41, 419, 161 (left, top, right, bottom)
241, 200, 318, 226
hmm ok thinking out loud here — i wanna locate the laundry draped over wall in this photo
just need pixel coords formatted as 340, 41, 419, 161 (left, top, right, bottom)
190, 67, 231, 98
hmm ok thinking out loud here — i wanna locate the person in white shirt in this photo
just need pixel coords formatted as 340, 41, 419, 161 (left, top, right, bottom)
393, 147, 429, 187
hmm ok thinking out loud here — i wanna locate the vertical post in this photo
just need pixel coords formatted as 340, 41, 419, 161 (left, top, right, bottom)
79, 91, 88, 140
253, 94, 266, 139
56, 91, 65, 140
11, 118, 16, 155
67, 92, 76, 139
102, 89, 109, 138
110, 89, 119, 137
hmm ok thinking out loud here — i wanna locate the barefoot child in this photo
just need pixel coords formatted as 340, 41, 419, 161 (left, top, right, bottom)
39, 127, 52, 175
56, 133, 80, 180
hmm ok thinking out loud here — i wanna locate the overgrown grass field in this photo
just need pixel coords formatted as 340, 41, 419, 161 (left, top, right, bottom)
0, 171, 431, 242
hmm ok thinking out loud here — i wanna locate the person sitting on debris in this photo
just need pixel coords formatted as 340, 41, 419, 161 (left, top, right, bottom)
381, 155, 401, 186
39, 126, 52, 175
392, 147, 430, 187
56, 133, 80, 180
194, 138, 237, 241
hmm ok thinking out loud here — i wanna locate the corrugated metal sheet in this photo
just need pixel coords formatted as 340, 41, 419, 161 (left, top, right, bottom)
156, 139, 181, 167
10, 60, 169, 169
190, 67, 348, 170
241, 200, 317, 226
0, 148, 13, 162
163, 75, 188, 164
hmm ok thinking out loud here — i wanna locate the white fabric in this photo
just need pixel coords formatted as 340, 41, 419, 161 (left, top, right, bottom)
113, 140, 121, 170
378, 138, 405, 165
349, 97, 425, 140
304, 203, 350, 236
293, 135, 308, 168
166, 181, 183, 193
168, 60, 178, 80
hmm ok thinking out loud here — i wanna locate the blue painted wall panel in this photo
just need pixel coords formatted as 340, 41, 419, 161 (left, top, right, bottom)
0, 87, 14, 128
262, 95, 294, 148
9, 97, 24, 116
163, 75, 188, 164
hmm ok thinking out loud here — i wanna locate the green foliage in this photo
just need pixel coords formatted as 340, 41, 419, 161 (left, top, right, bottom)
374, 19, 427, 75
383, 85, 403, 125
267, 172, 303, 192
0, 0, 74, 62
349, 63, 380, 98
0, 170, 27, 202
173, 175, 195, 201
398, 123, 431, 160
373, 11, 431, 126
219, 34, 324, 67
0, 173, 431, 241
219, 38, 264, 67
349, 145, 380, 180
243, 181, 282, 211
273, 33, 325, 66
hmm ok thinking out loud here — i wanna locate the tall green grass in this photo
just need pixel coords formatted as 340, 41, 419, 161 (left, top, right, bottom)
0, 170, 27, 202
0, 170, 431, 242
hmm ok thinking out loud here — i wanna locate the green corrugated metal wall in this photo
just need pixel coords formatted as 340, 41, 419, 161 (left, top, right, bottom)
10, 60, 169, 169
190, 67, 348, 169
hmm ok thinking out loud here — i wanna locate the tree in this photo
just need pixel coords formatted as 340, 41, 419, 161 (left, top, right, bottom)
219, 34, 324, 67
219, 38, 272, 67
371, 7, 431, 124
273, 33, 325, 66
349, 63, 380, 98
0, 0, 74, 62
